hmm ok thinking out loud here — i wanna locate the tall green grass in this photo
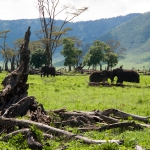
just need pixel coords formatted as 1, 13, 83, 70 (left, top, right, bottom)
0, 72, 150, 149
27, 74, 150, 116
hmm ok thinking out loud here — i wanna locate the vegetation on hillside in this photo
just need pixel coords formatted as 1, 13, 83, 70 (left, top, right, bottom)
1, 12, 150, 68
99, 12, 150, 68
0, 13, 140, 63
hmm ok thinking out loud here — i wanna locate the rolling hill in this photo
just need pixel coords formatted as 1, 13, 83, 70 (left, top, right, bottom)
1, 12, 150, 69
99, 12, 150, 69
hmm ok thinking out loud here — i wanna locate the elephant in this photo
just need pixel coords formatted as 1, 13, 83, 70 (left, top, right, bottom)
40, 66, 56, 77
112, 68, 140, 84
89, 70, 113, 83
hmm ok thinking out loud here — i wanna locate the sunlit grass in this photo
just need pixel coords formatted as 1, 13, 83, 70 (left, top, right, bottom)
25, 74, 150, 116
0, 72, 150, 149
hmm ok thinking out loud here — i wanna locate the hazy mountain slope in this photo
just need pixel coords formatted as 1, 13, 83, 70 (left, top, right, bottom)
0, 19, 41, 44
99, 12, 150, 69
0, 13, 140, 47
66, 13, 141, 44
0, 13, 146, 68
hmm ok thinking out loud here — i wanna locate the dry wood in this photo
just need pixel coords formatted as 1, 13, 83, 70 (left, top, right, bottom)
0, 27, 50, 125
101, 109, 150, 123
95, 111, 118, 124
52, 108, 67, 114
54, 115, 101, 127
1, 128, 53, 142
0, 117, 123, 145
59, 111, 98, 123
0, 27, 31, 117
139, 123, 150, 128
58, 110, 118, 124
78, 121, 143, 132
2, 96, 35, 118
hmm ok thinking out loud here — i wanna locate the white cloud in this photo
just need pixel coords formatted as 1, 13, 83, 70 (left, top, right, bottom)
0, 0, 150, 21
0, 0, 38, 20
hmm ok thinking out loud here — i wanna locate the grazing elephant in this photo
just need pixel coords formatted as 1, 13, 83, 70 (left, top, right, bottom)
112, 68, 140, 84
89, 70, 113, 83
40, 66, 56, 77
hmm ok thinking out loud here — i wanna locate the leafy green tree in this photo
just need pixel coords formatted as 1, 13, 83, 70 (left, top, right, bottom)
13, 38, 45, 67
83, 53, 92, 69
13, 39, 44, 53
106, 40, 126, 59
104, 49, 118, 70
30, 49, 47, 68
37, 0, 88, 66
61, 38, 81, 71
68, 36, 84, 66
83, 40, 108, 70
103, 40, 124, 70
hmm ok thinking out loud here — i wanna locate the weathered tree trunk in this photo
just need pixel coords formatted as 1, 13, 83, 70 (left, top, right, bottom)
4, 59, 8, 71
69, 65, 71, 71
10, 55, 15, 71
101, 109, 150, 123
78, 121, 143, 132
0, 27, 49, 124
0, 66, 2, 73
0, 26, 31, 114
100, 63, 102, 71
0, 117, 123, 145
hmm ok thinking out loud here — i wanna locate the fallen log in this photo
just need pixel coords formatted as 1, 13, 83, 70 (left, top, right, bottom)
95, 111, 118, 124
139, 123, 150, 128
58, 110, 118, 124
54, 115, 102, 127
59, 111, 99, 123
78, 121, 143, 132
0, 128, 53, 142
2, 96, 35, 118
101, 109, 150, 123
0, 117, 123, 145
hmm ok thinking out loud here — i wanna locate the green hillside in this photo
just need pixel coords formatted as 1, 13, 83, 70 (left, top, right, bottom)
0, 13, 140, 62
99, 12, 150, 69
1, 12, 150, 69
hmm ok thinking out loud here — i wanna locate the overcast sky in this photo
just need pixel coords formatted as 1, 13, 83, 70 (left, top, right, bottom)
0, 0, 150, 22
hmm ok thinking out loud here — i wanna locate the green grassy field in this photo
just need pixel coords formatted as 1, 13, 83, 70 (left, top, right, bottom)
0, 72, 150, 149
27, 74, 150, 115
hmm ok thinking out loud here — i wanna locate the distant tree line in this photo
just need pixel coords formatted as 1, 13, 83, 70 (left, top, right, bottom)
60, 38, 124, 71
0, 28, 125, 72
0, 0, 126, 72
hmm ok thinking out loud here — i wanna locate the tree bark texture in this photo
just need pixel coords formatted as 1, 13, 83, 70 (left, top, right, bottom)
0, 27, 31, 116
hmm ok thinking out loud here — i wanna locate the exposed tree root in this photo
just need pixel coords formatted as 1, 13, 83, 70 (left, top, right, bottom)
0, 117, 123, 145
101, 108, 150, 123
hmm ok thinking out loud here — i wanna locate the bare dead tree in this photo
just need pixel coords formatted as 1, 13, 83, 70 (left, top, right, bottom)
0, 30, 10, 71
106, 40, 126, 59
37, 0, 88, 66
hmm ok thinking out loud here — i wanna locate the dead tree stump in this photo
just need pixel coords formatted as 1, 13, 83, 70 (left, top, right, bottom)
0, 27, 31, 115
0, 27, 49, 124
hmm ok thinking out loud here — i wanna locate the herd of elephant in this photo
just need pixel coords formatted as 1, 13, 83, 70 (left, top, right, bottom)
90, 68, 140, 84
40, 66, 140, 84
